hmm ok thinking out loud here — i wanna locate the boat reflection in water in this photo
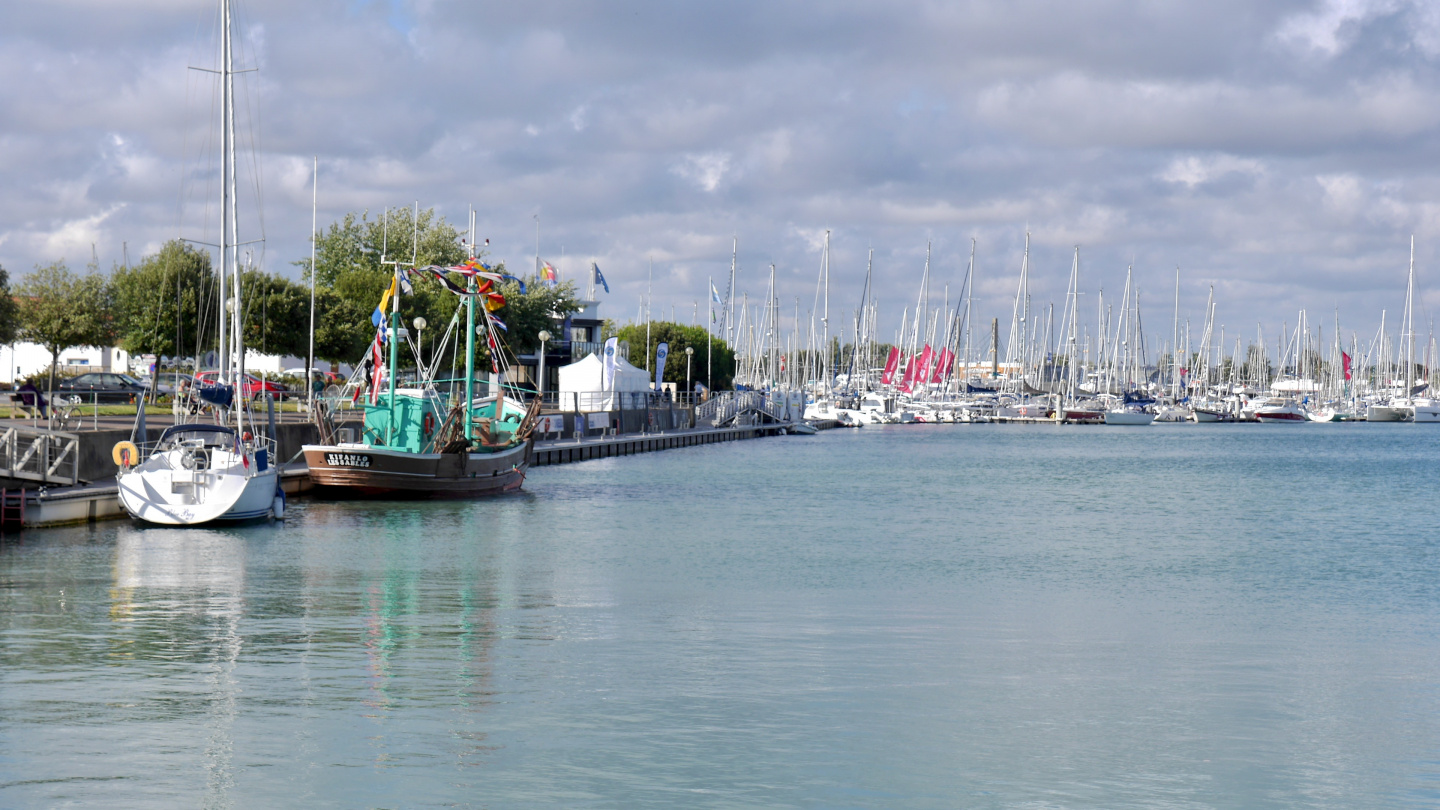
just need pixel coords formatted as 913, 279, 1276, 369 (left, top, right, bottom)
111, 526, 246, 804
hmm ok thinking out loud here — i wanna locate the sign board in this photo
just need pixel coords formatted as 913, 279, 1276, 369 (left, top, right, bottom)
587, 412, 610, 430
537, 414, 565, 434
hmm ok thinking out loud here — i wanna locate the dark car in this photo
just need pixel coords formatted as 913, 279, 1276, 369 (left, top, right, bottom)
57, 372, 148, 404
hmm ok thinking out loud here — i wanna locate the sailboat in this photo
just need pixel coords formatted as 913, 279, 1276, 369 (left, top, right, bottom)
116, 0, 281, 524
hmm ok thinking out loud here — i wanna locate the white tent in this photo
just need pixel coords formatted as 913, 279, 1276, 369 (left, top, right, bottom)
557, 352, 652, 411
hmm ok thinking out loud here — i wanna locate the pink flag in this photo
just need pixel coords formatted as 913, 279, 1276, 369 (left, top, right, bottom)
919, 346, 935, 384
899, 353, 916, 393
881, 346, 901, 385
933, 348, 953, 383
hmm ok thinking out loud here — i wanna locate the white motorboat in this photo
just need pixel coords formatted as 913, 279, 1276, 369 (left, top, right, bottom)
1411, 398, 1440, 423
1254, 397, 1309, 423
1104, 409, 1155, 426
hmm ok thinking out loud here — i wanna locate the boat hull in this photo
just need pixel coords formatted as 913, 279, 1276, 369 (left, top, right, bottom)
1104, 411, 1156, 426
303, 440, 533, 497
119, 463, 279, 525
1365, 405, 1411, 422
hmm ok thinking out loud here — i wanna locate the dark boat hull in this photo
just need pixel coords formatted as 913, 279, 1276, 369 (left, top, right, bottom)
302, 440, 533, 497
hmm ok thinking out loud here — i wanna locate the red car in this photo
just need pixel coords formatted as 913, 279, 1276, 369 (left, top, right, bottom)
193, 371, 290, 400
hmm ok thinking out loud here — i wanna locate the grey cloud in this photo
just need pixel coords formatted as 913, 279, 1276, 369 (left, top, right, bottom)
2, 0, 1439, 349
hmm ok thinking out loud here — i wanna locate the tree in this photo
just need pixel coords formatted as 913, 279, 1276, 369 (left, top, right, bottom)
18, 262, 115, 402
111, 240, 215, 360
299, 206, 471, 364
614, 321, 735, 390
239, 268, 312, 359
0, 264, 20, 346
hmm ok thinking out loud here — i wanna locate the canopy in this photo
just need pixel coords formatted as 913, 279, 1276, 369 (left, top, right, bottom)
557, 352, 652, 411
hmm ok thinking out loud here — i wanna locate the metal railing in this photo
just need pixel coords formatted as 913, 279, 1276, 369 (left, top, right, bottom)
0, 425, 80, 485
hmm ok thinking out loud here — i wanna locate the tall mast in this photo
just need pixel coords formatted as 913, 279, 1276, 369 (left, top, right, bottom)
225, 0, 243, 430
822, 229, 830, 394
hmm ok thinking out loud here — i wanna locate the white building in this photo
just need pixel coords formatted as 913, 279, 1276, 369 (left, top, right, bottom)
0, 342, 130, 385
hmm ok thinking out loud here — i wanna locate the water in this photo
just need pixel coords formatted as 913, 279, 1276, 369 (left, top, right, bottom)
3, 424, 1440, 808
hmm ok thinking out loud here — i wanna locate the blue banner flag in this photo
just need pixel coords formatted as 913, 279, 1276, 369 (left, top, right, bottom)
593, 262, 610, 294
654, 342, 669, 390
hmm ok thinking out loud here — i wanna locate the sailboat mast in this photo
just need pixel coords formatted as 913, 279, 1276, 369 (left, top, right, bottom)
225, 0, 244, 431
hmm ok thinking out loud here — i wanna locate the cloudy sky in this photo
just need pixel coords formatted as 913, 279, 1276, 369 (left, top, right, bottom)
5, 0, 1440, 353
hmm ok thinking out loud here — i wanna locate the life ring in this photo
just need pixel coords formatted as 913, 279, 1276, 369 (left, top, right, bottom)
423, 412, 435, 435
112, 440, 140, 468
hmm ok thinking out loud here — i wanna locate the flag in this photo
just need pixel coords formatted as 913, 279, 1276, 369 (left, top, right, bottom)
397, 267, 413, 295
654, 342, 669, 390
899, 353, 916, 393
1342, 350, 1352, 381
933, 348, 953, 383
711, 283, 722, 305
602, 337, 619, 390
881, 346, 900, 385
593, 262, 610, 294
916, 346, 934, 385
540, 260, 558, 286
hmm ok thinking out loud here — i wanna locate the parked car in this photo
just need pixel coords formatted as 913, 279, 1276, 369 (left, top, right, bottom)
193, 371, 290, 400
56, 372, 148, 404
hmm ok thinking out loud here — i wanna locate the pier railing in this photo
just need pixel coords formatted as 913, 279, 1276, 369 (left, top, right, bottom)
0, 425, 81, 485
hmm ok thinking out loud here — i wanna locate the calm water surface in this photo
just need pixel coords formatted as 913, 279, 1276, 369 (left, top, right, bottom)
2, 424, 1440, 808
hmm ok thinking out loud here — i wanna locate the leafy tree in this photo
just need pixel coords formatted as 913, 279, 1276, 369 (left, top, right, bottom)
18, 262, 116, 402
0, 264, 20, 346
240, 268, 312, 359
614, 321, 734, 390
299, 206, 470, 364
111, 240, 215, 360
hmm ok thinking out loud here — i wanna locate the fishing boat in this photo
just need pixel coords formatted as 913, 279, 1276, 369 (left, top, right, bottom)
115, 0, 281, 525
303, 229, 542, 496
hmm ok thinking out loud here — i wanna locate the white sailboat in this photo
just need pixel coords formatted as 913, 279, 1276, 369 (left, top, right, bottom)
116, 0, 280, 525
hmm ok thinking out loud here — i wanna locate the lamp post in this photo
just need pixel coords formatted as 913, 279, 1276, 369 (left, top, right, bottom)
413, 316, 427, 374
537, 329, 551, 404
685, 346, 694, 402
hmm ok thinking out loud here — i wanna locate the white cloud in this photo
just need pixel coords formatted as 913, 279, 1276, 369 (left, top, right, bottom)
672, 151, 732, 192
1161, 155, 1266, 187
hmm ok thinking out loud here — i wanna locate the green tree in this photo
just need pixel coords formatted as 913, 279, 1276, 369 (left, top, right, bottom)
111, 240, 215, 360
239, 268, 313, 360
299, 206, 470, 364
614, 321, 734, 390
18, 262, 116, 402
0, 264, 20, 346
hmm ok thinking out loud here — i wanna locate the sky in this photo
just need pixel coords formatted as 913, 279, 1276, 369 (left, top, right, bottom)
5, 0, 1440, 356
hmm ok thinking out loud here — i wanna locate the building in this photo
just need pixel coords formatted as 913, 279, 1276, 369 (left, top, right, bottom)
0, 343, 130, 385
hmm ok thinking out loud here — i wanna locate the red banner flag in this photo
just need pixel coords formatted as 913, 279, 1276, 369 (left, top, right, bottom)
916, 346, 935, 387
899, 353, 916, 393
933, 348, 954, 383
1342, 350, 1352, 381
881, 346, 901, 385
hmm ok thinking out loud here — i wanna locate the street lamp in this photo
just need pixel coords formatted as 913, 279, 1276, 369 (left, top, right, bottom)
685, 346, 694, 401
537, 329, 551, 402
413, 316, 427, 372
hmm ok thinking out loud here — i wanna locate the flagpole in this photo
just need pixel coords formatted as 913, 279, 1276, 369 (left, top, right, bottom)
707, 274, 713, 391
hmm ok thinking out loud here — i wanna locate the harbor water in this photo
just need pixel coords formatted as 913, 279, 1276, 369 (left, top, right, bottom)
3, 423, 1440, 808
